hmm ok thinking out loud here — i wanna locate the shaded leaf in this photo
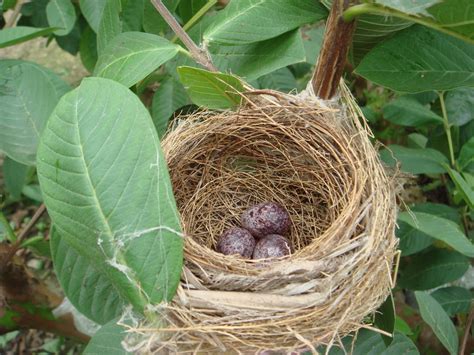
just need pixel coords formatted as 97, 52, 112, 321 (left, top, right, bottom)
415, 291, 458, 355
383, 96, 442, 126
97, 0, 122, 55
210, 29, 305, 81
458, 137, 474, 172
394, 317, 413, 336
83, 318, 131, 354
178, 66, 244, 109
46, 0, 77, 36
257, 67, 297, 93
178, 0, 207, 23
203, 0, 327, 45
37, 77, 183, 314
399, 249, 469, 290
0, 27, 57, 48
79, 0, 107, 33
445, 166, 474, 209
356, 26, 474, 93
411, 202, 461, 224
374, 0, 438, 16
121, 0, 144, 32
94, 31, 181, 87
79, 25, 98, 72
303, 25, 325, 64
143, 0, 179, 35
396, 221, 432, 256
151, 75, 189, 138
0, 60, 70, 165
431, 286, 472, 316
398, 211, 474, 257
445, 87, 474, 127
380, 145, 448, 174
51, 228, 124, 324
427, 0, 474, 43
3, 156, 29, 200
374, 294, 395, 346
3, 0, 17, 11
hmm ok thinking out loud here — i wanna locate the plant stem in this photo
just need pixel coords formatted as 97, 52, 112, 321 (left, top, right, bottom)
16, 204, 46, 243
0, 210, 17, 243
150, 0, 218, 72
342, 4, 474, 45
438, 91, 456, 167
183, 0, 217, 33
311, 0, 356, 99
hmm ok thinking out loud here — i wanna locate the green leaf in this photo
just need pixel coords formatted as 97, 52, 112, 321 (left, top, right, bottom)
79, 0, 107, 33
97, 0, 122, 55
431, 286, 472, 316
380, 145, 448, 174
398, 211, 474, 257
79, 25, 98, 72
94, 32, 181, 87
445, 88, 474, 127
303, 25, 325, 64
407, 133, 428, 149
51, 228, 124, 324
210, 29, 305, 81
374, 0, 438, 16
351, 14, 412, 65
458, 137, 474, 172
257, 67, 297, 93
0, 60, 71, 166
22, 185, 43, 202
445, 166, 474, 210
3, 156, 29, 200
383, 96, 443, 126
36, 77, 183, 314
121, 0, 144, 32
3, 0, 17, 11
415, 291, 458, 355
83, 318, 131, 354
46, 0, 77, 36
427, 0, 474, 43
0, 26, 57, 48
396, 221, 432, 256
151, 76, 189, 138
203, 0, 327, 45
394, 317, 413, 336
411, 202, 461, 224
178, 0, 207, 23
143, 0, 179, 35
399, 249, 469, 290
356, 26, 474, 93
178, 66, 244, 109
374, 294, 395, 346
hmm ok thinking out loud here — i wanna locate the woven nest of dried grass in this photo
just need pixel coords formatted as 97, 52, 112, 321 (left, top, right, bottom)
124, 84, 398, 354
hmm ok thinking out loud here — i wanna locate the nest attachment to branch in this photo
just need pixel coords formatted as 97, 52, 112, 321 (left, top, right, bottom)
124, 84, 399, 354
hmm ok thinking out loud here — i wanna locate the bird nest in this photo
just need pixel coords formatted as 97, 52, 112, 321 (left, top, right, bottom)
123, 84, 398, 354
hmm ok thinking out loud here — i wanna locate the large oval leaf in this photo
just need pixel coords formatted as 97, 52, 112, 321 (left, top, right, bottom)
0, 60, 70, 166
46, 0, 77, 36
79, 0, 107, 33
203, 0, 327, 45
51, 227, 124, 324
380, 145, 448, 174
37, 77, 183, 314
94, 32, 181, 87
356, 26, 474, 93
431, 286, 472, 316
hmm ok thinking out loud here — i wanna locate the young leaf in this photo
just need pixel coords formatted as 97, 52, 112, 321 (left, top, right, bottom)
83, 318, 131, 354
431, 286, 472, 316
210, 29, 305, 81
151, 76, 190, 138
94, 32, 181, 87
356, 26, 474, 93
415, 291, 459, 355
445, 166, 474, 209
97, 0, 122, 55
445, 88, 474, 127
203, 0, 327, 45
50, 228, 124, 324
0, 27, 57, 48
79, 0, 107, 33
398, 211, 474, 257
46, 0, 77, 36
374, 294, 395, 346
37, 77, 183, 314
178, 66, 244, 109
398, 249, 469, 290
0, 60, 70, 166
3, 157, 29, 200
383, 96, 443, 126
380, 145, 448, 174
458, 137, 474, 172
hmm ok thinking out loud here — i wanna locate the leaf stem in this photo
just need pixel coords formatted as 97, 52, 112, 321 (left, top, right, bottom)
183, 0, 217, 33
150, 0, 218, 72
342, 4, 474, 45
438, 91, 456, 167
0, 210, 17, 243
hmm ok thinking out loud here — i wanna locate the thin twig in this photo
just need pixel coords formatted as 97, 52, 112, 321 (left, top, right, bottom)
460, 305, 474, 355
150, 0, 218, 72
17, 203, 46, 243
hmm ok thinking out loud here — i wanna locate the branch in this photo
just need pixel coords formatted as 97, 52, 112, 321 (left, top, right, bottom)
311, 0, 356, 99
150, 0, 218, 72
460, 305, 474, 355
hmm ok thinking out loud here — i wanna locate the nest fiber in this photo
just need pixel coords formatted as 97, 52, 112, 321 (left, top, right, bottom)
126, 85, 398, 353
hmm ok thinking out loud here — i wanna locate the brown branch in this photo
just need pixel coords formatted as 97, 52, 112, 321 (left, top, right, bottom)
150, 0, 218, 72
460, 305, 474, 355
311, 0, 356, 99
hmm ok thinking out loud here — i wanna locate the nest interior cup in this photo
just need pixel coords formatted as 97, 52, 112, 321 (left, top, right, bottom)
129, 86, 398, 354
